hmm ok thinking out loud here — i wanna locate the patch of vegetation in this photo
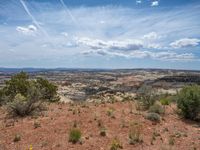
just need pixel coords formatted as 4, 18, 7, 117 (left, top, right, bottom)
13, 134, 21, 142
137, 85, 158, 110
0, 72, 59, 117
99, 127, 107, 136
107, 108, 115, 118
122, 95, 133, 102
68, 128, 82, 144
7, 85, 44, 117
110, 138, 123, 150
176, 85, 200, 121
145, 113, 161, 122
128, 122, 143, 145
36, 77, 59, 102
160, 98, 170, 105
149, 103, 165, 115
33, 120, 41, 129
0, 89, 5, 105
168, 136, 175, 145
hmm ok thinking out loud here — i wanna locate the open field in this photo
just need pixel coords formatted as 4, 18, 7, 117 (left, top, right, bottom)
0, 69, 200, 150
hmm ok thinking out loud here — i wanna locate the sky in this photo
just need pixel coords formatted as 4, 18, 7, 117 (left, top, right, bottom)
0, 0, 200, 70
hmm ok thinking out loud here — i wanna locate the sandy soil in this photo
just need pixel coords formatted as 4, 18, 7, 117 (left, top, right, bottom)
0, 101, 199, 150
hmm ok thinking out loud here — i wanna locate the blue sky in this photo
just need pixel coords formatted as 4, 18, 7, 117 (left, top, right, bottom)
0, 0, 200, 69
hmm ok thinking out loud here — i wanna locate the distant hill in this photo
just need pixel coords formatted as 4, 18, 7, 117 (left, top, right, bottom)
0, 68, 199, 74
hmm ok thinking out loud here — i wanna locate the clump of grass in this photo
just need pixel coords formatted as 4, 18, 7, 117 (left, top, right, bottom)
149, 103, 165, 115
160, 98, 170, 105
109, 95, 116, 103
13, 134, 21, 142
151, 130, 160, 145
94, 113, 98, 121
168, 136, 175, 145
68, 128, 82, 144
33, 120, 41, 129
97, 119, 103, 127
129, 103, 134, 114
120, 119, 127, 128
122, 95, 133, 102
110, 138, 123, 150
99, 127, 107, 136
128, 122, 143, 145
72, 109, 76, 115
145, 113, 161, 122
107, 108, 115, 118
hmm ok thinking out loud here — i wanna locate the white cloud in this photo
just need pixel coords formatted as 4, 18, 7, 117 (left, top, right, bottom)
76, 37, 143, 51
143, 32, 160, 40
83, 49, 195, 61
136, 0, 142, 4
1, 3, 200, 68
170, 38, 200, 49
16, 25, 37, 35
61, 32, 68, 37
151, 1, 159, 7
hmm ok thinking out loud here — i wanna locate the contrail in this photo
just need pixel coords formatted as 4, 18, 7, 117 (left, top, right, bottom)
59, 0, 92, 35
59, 0, 77, 24
19, 0, 49, 37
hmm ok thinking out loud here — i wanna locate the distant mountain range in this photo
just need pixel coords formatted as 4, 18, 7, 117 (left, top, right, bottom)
0, 68, 200, 74
0, 68, 112, 73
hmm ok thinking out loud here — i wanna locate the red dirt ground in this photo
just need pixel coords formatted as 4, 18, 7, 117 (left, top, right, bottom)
0, 101, 200, 150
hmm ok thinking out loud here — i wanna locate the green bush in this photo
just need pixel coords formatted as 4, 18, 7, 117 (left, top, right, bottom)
145, 113, 161, 122
7, 85, 44, 117
137, 85, 157, 109
176, 85, 200, 121
160, 98, 170, 105
4, 72, 30, 99
68, 128, 82, 144
0, 72, 59, 117
149, 103, 165, 114
36, 77, 59, 102
2, 72, 59, 103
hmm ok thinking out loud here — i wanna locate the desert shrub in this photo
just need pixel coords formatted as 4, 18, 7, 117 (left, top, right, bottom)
145, 113, 160, 122
110, 138, 123, 150
7, 84, 44, 117
129, 122, 143, 145
137, 85, 157, 109
36, 77, 59, 102
68, 128, 82, 144
1, 72, 59, 104
0, 72, 59, 117
176, 85, 200, 121
4, 72, 30, 99
160, 98, 170, 105
149, 103, 165, 114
